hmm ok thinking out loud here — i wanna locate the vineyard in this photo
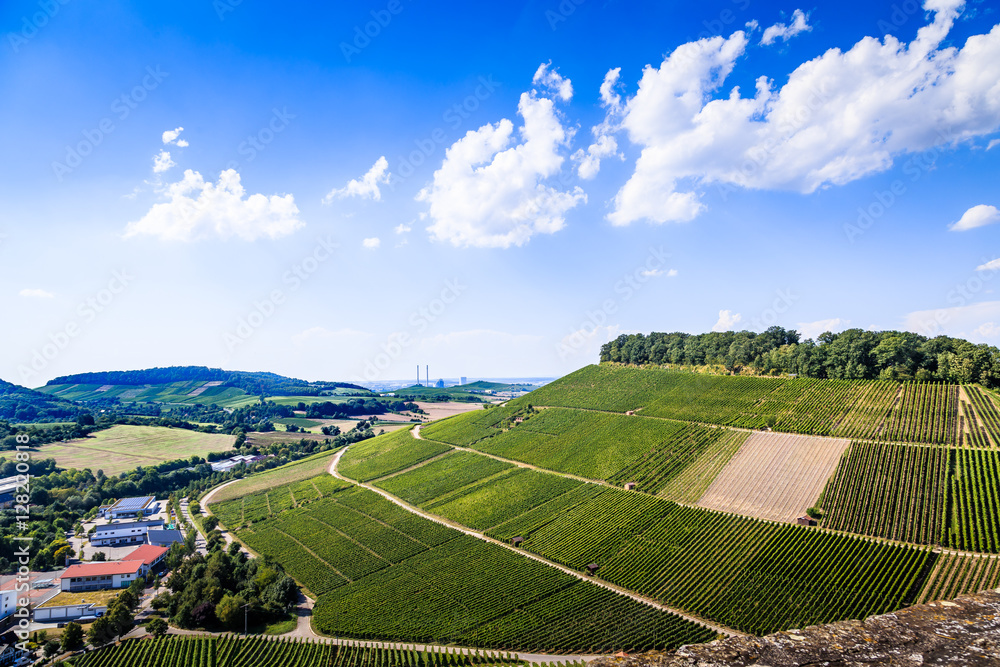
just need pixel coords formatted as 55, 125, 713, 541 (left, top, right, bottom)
312, 534, 717, 652
485, 485, 934, 636
512, 365, 974, 445
421, 407, 746, 495
821, 441, 949, 544
63, 635, 535, 667
338, 427, 453, 483
696, 432, 850, 522
374, 451, 514, 505
917, 552, 1000, 603
213, 482, 714, 652
947, 447, 1000, 553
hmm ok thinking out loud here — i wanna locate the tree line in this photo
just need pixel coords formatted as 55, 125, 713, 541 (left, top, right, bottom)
600, 328, 1000, 387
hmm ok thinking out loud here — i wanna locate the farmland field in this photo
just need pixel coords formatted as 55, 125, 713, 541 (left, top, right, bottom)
513, 365, 967, 445
39, 424, 236, 475
374, 451, 514, 505
696, 431, 850, 522
821, 441, 949, 544
422, 407, 742, 494
338, 427, 452, 482
208, 448, 343, 504
38, 381, 259, 408
63, 635, 534, 667
485, 484, 933, 636
214, 480, 716, 652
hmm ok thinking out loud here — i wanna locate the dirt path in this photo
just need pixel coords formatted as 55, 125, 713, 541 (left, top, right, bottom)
328, 447, 740, 638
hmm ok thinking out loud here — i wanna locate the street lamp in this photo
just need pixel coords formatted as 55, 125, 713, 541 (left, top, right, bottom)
242, 603, 251, 636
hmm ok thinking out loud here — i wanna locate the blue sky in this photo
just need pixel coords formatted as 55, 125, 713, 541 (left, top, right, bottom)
2, 0, 999, 386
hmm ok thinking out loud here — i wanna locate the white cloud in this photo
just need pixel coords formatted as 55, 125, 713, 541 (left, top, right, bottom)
978, 258, 1000, 271
974, 322, 1000, 338
797, 317, 850, 339
19, 288, 54, 299
152, 150, 175, 173
532, 62, 573, 102
573, 68, 626, 180
324, 156, 391, 203
362, 237, 381, 249
903, 300, 1000, 339
987, 138, 1000, 150
950, 204, 1000, 231
638, 267, 678, 278
394, 223, 412, 234
600, 1, 1000, 226
712, 309, 742, 332
761, 9, 811, 45
124, 169, 303, 242
175, 139, 189, 148
162, 127, 185, 145
418, 65, 586, 249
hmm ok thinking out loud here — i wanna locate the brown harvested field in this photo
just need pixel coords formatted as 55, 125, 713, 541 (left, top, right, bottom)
416, 401, 484, 421
696, 431, 851, 522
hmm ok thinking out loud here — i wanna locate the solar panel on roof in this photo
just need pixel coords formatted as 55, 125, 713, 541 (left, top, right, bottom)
113, 496, 154, 511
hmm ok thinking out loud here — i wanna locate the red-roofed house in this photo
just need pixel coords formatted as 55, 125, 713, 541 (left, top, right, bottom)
123, 544, 169, 576
60, 561, 144, 592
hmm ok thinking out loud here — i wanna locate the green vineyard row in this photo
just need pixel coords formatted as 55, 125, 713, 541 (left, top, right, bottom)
211, 483, 715, 653
509, 365, 1000, 446
822, 442, 1000, 552
64, 634, 537, 667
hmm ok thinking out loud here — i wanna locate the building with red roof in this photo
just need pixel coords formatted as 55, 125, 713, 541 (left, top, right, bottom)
59, 544, 169, 592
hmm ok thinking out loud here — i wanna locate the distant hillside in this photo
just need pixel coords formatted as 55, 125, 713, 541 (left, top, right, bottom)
44, 366, 368, 397
460, 380, 537, 392
0, 378, 82, 422
602, 328, 1000, 388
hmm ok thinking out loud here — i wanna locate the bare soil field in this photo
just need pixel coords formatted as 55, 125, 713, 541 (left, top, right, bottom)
696, 431, 850, 522
416, 401, 485, 421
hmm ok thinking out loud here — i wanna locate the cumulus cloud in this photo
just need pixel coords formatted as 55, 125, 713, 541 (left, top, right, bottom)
761, 9, 811, 45
978, 258, 1000, 271
903, 300, 1000, 339
418, 64, 586, 248
573, 68, 626, 179
797, 317, 850, 340
950, 204, 1000, 231
124, 169, 303, 242
394, 223, 412, 234
596, 1, 1000, 226
19, 288, 54, 299
975, 322, 1000, 338
162, 127, 188, 146
152, 150, 175, 173
324, 156, 391, 203
712, 310, 742, 332
362, 237, 381, 249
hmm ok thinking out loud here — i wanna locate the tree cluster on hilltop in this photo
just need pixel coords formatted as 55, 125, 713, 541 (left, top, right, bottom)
600, 328, 1000, 387
44, 365, 368, 396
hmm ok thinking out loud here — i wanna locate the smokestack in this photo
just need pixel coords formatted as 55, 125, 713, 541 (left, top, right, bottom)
426, 365, 429, 387
417, 364, 420, 386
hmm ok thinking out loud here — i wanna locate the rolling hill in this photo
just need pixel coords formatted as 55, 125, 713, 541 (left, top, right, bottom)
207, 361, 1000, 654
